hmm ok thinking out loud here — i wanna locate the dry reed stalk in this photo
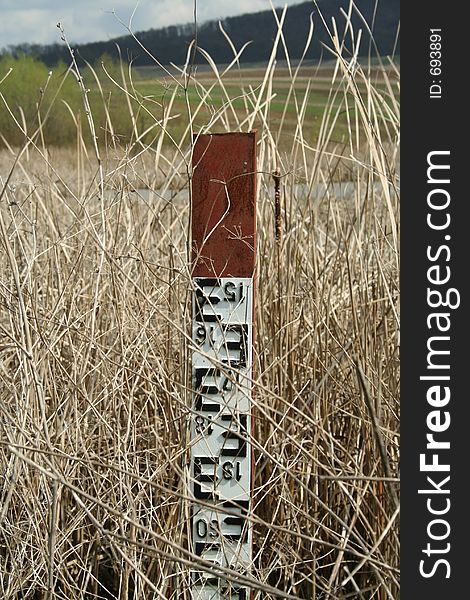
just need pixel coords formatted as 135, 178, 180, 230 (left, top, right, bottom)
0, 3, 399, 598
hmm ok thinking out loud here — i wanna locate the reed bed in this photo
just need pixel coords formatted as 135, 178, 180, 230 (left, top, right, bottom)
0, 5, 399, 599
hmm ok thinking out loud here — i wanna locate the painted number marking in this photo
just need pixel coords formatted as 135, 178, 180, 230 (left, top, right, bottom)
191, 278, 253, 599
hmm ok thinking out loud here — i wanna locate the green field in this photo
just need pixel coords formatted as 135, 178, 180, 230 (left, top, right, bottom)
0, 55, 398, 150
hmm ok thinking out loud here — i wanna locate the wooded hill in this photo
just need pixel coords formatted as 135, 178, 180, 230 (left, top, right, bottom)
4, 0, 399, 67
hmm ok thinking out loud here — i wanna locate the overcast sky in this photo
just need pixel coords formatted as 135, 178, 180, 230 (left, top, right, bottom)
0, 0, 296, 49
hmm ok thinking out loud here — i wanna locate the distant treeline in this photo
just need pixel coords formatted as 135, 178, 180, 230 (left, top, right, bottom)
2, 0, 399, 67
0, 54, 146, 147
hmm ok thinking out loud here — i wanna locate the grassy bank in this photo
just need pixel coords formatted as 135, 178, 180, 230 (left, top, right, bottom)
0, 6, 399, 599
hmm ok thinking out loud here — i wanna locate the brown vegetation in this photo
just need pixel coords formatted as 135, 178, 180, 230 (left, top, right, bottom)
0, 8, 399, 599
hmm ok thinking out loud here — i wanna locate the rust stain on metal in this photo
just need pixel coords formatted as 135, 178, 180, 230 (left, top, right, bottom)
272, 168, 282, 243
191, 132, 256, 278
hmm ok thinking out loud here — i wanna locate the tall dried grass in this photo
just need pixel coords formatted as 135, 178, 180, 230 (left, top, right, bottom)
0, 4, 399, 599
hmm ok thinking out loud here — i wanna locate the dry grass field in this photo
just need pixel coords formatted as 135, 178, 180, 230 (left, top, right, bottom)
0, 8, 399, 600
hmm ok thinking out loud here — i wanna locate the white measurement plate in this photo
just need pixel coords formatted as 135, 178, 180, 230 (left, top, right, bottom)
191, 412, 251, 501
191, 277, 254, 600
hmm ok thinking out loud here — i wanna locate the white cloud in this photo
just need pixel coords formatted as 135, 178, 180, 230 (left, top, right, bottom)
0, 9, 65, 46
119, 0, 194, 33
0, 0, 292, 49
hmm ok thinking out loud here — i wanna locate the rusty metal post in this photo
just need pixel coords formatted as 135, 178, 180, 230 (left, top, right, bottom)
190, 132, 256, 600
